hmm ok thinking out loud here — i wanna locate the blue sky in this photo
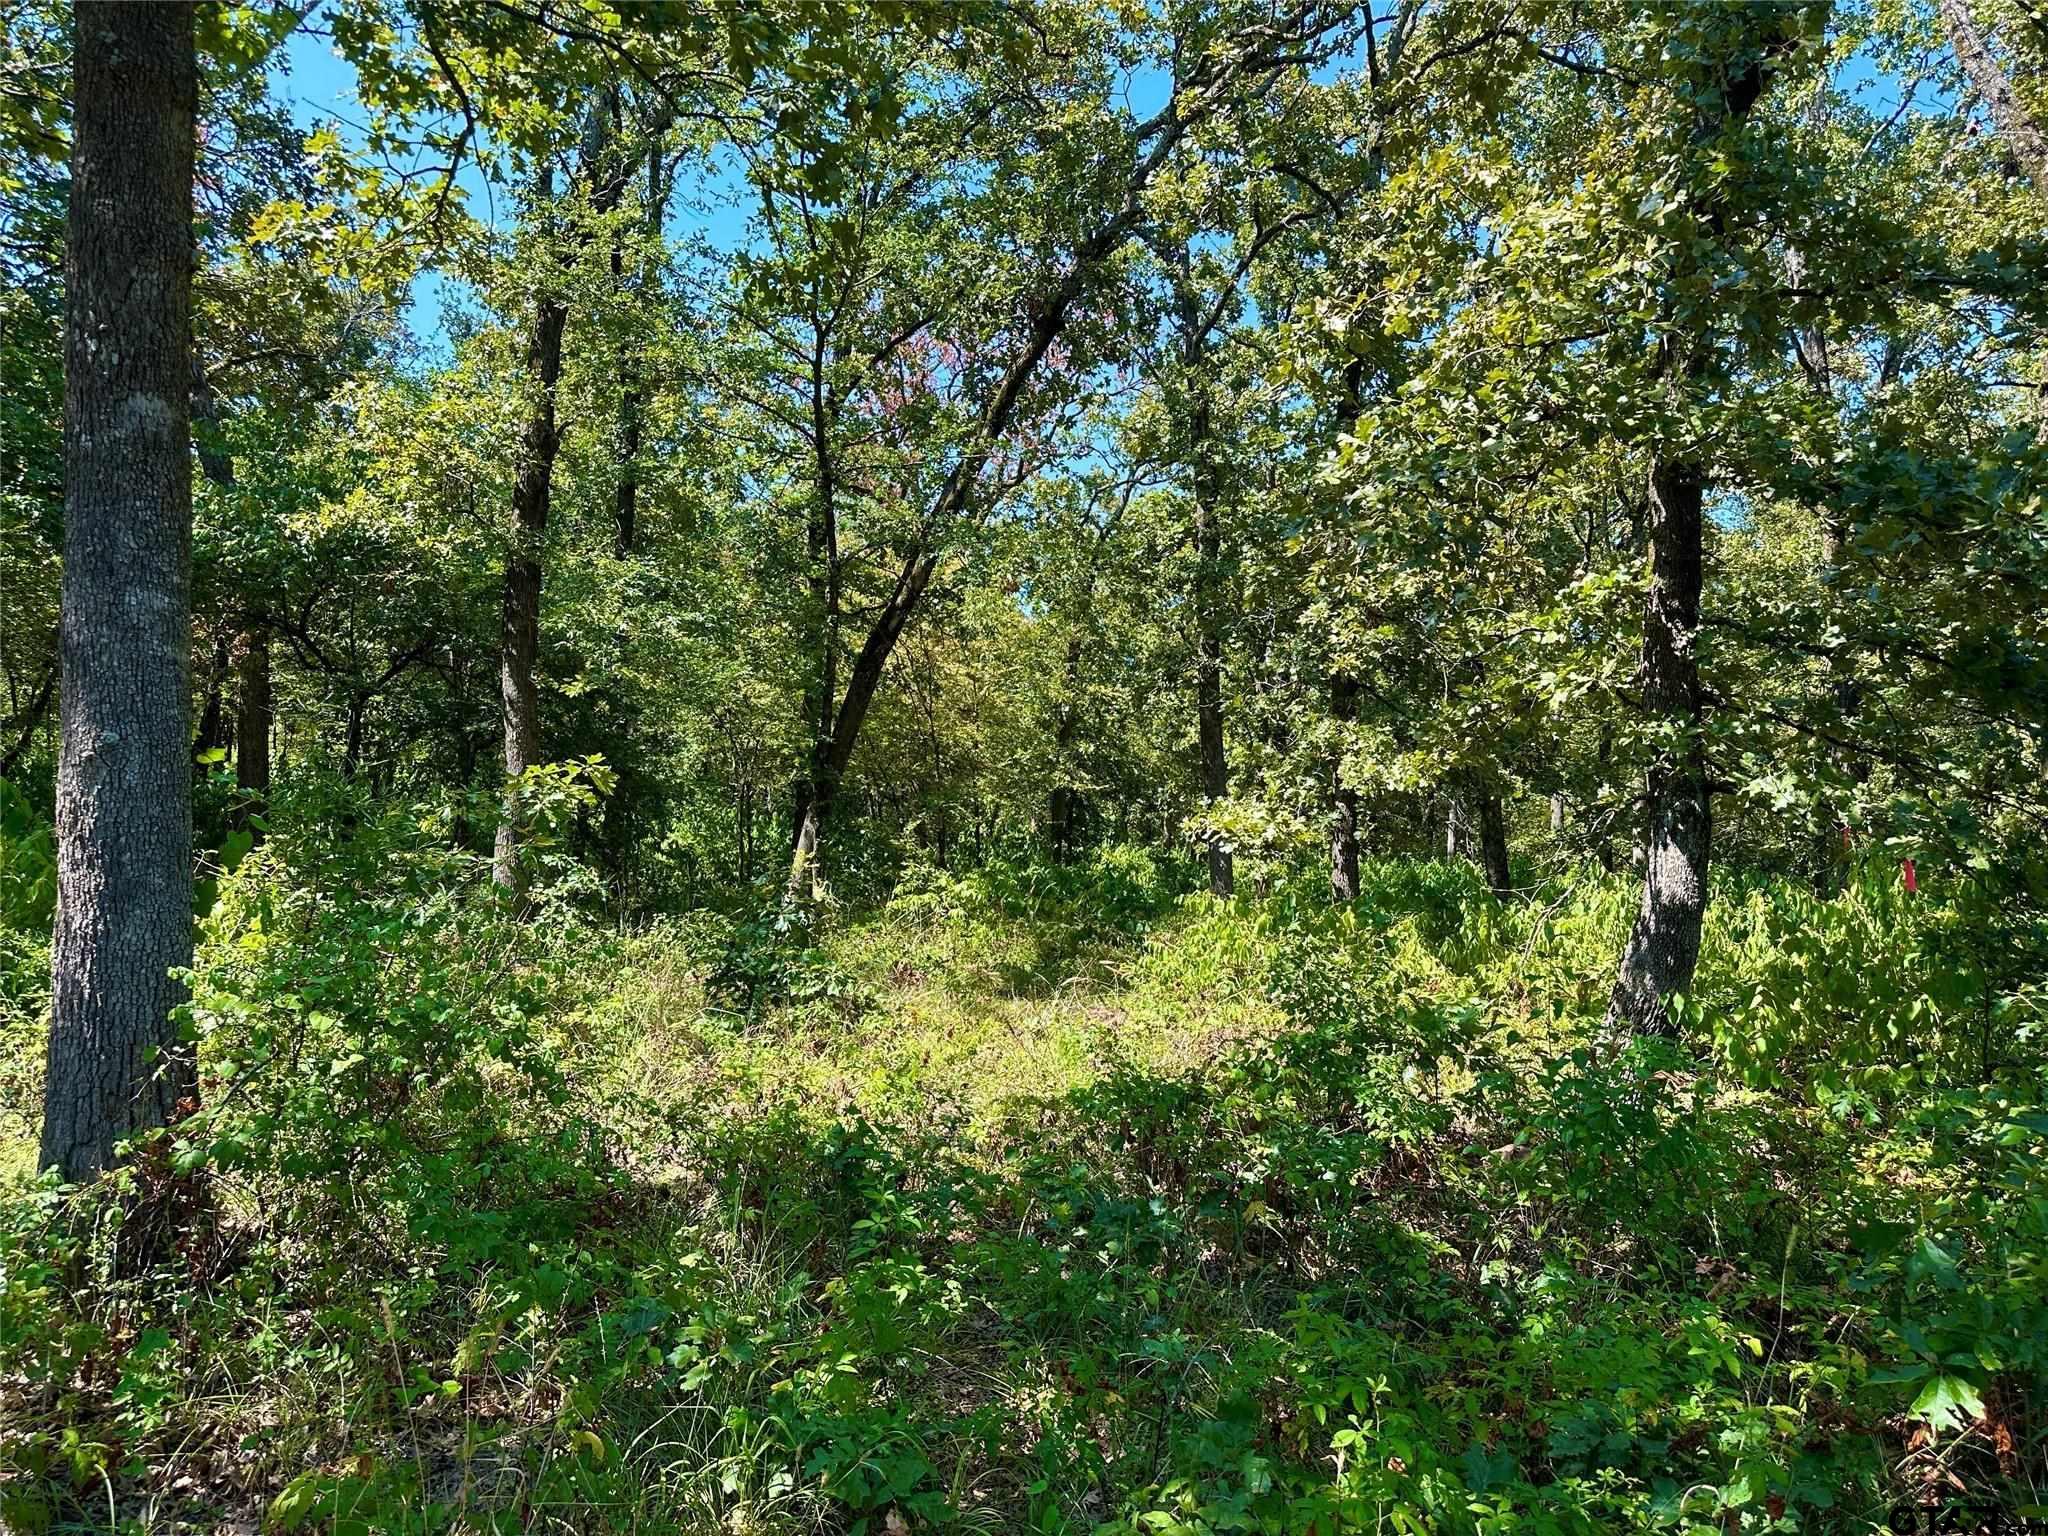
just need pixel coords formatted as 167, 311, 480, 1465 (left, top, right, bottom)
272, 11, 761, 346
266, 6, 1949, 355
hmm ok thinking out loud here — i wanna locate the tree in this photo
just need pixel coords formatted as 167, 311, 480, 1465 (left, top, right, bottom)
41, 0, 199, 1179
1168, 241, 1236, 899
1605, 8, 1803, 1036
492, 93, 659, 897
776, 2, 1367, 896
1939, 0, 2048, 192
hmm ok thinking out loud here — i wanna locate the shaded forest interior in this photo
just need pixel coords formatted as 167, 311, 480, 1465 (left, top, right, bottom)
3, 1, 2048, 1532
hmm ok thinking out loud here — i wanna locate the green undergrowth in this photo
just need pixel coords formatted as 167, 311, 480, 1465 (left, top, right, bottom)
1, 828, 2046, 1533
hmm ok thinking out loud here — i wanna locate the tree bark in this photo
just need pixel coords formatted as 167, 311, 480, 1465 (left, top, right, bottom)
1475, 787, 1512, 899
1605, 31, 1782, 1036
1172, 254, 1232, 899
1444, 777, 1509, 894
1606, 458, 1711, 1037
188, 363, 233, 777
788, 546, 937, 896
1786, 93, 1866, 892
494, 105, 643, 898
42, 0, 198, 1181
613, 387, 643, 558
342, 689, 370, 781
788, 326, 844, 901
1939, 0, 2048, 191
611, 144, 665, 558
1048, 632, 1087, 861
231, 626, 270, 830
493, 292, 566, 897
190, 357, 270, 830
1328, 673, 1360, 902
1193, 445, 1232, 899
1594, 722, 1618, 873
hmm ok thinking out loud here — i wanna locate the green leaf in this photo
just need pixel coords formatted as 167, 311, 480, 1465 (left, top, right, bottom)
267, 1472, 322, 1532
1910, 1374, 1984, 1434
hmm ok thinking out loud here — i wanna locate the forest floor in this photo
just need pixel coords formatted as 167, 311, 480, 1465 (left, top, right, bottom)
2, 849, 2046, 1533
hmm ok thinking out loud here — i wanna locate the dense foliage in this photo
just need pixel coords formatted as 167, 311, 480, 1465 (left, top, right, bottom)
4, 829, 2047, 1531
4, 0, 2048, 1529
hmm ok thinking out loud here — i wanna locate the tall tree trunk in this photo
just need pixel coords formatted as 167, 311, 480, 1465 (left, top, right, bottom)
43, 0, 198, 1181
1594, 722, 1618, 873
190, 357, 270, 829
494, 99, 642, 899
1048, 633, 1086, 861
188, 363, 231, 778
1193, 475, 1232, 898
788, 335, 844, 901
1939, 0, 2048, 190
342, 691, 369, 780
493, 293, 567, 897
611, 144, 665, 559
1047, 784, 1075, 859
192, 631, 229, 767
1787, 95, 1864, 892
1604, 31, 1782, 1034
1173, 256, 1232, 900
1474, 786, 1512, 899
231, 627, 270, 831
1327, 673, 1361, 902
613, 389, 643, 559
1606, 458, 1711, 1037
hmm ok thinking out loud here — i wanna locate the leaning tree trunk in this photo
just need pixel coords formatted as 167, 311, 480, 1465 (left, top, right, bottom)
0, 663, 56, 781
788, 546, 938, 898
1939, 0, 2048, 191
493, 294, 567, 898
1606, 458, 1711, 1037
780, 62, 1220, 895
42, 0, 199, 1181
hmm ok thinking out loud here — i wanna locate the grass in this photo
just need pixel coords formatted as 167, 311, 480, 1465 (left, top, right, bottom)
1, 847, 2045, 1533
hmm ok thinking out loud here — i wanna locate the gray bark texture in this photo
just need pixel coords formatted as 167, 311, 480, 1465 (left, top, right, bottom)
1606, 458, 1711, 1037
1605, 30, 1781, 1037
42, 0, 199, 1180
1939, 0, 2048, 191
